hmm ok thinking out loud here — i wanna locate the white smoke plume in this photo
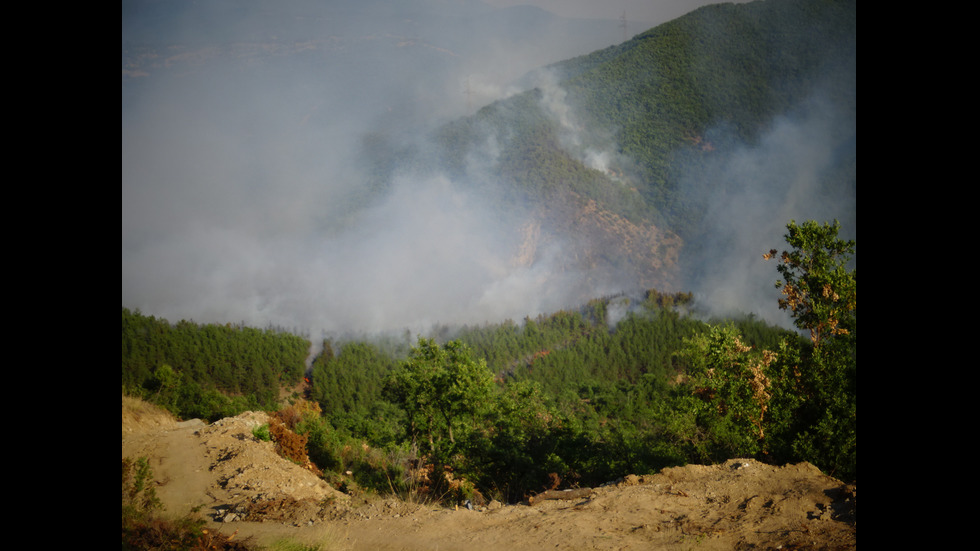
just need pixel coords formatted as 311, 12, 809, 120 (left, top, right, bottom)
121, 0, 841, 343
531, 69, 629, 179
679, 90, 856, 329
122, 0, 648, 340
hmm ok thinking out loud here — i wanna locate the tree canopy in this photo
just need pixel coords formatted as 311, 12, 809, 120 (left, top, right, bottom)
123, 218, 857, 500
766, 219, 856, 346
384, 338, 494, 457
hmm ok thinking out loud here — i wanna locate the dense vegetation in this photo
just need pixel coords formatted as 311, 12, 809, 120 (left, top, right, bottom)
122, 0, 855, 512
423, 0, 856, 241
122, 219, 855, 503
121, 310, 309, 420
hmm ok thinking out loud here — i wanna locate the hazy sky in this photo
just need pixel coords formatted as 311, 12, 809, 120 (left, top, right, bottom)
482, 0, 750, 23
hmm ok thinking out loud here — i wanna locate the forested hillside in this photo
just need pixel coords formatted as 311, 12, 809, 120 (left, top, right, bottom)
301, 287, 825, 498
456, 0, 854, 223
122, 0, 856, 508
121, 308, 309, 419
124, 222, 856, 500
407, 0, 856, 290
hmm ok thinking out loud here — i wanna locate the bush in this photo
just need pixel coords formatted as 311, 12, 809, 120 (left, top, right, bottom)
268, 415, 321, 475
252, 423, 272, 442
122, 456, 162, 523
671, 324, 776, 461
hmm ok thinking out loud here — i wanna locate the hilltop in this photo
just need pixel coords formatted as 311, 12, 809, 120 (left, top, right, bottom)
422, 0, 856, 298
123, 396, 855, 550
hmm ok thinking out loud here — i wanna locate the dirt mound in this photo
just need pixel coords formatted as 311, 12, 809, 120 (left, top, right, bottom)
121, 404, 349, 520
122, 398, 855, 550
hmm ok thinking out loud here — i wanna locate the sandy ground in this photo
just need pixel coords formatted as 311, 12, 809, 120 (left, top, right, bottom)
122, 397, 855, 550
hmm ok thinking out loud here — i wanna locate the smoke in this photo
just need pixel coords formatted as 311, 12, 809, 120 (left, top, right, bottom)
121, 0, 632, 339
678, 89, 856, 329
121, 0, 853, 343
532, 69, 629, 179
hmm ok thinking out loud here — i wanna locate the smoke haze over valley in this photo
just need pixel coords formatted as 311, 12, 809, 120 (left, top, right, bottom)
121, 0, 854, 340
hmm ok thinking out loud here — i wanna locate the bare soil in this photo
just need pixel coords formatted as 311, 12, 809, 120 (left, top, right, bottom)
122, 396, 855, 550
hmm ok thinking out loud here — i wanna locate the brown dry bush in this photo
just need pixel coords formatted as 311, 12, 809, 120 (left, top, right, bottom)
275, 398, 323, 430
269, 413, 323, 476
123, 516, 256, 551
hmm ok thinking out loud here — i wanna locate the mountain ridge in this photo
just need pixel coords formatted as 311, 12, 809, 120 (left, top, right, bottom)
419, 0, 855, 303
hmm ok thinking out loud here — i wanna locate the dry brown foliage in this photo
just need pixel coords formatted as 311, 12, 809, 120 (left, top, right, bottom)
122, 516, 256, 551
268, 413, 322, 476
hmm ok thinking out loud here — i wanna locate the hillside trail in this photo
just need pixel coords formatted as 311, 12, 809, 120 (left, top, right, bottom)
122, 397, 855, 550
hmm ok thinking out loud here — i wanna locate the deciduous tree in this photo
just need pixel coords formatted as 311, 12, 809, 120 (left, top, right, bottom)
383, 338, 494, 458
764, 219, 855, 347
764, 219, 856, 480
673, 324, 777, 461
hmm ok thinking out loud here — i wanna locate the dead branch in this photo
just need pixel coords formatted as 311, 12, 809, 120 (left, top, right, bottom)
528, 488, 594, 505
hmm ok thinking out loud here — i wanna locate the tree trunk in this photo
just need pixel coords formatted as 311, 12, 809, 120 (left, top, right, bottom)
528, 488, 594, 505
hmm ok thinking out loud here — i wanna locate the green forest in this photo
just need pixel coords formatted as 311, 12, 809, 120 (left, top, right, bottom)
121, 310, 309, 420
122, 0, 855, 507
422, 0, 855, 241
122, 220, 856, 503
349, 0, 858, 299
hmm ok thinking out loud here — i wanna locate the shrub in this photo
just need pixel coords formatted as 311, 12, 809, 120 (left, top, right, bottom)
122, 456, 162, 523
269, 413, 322, 476
122, 456, 254, 550
673, 324, 777, 460
252, 423, 272, 442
